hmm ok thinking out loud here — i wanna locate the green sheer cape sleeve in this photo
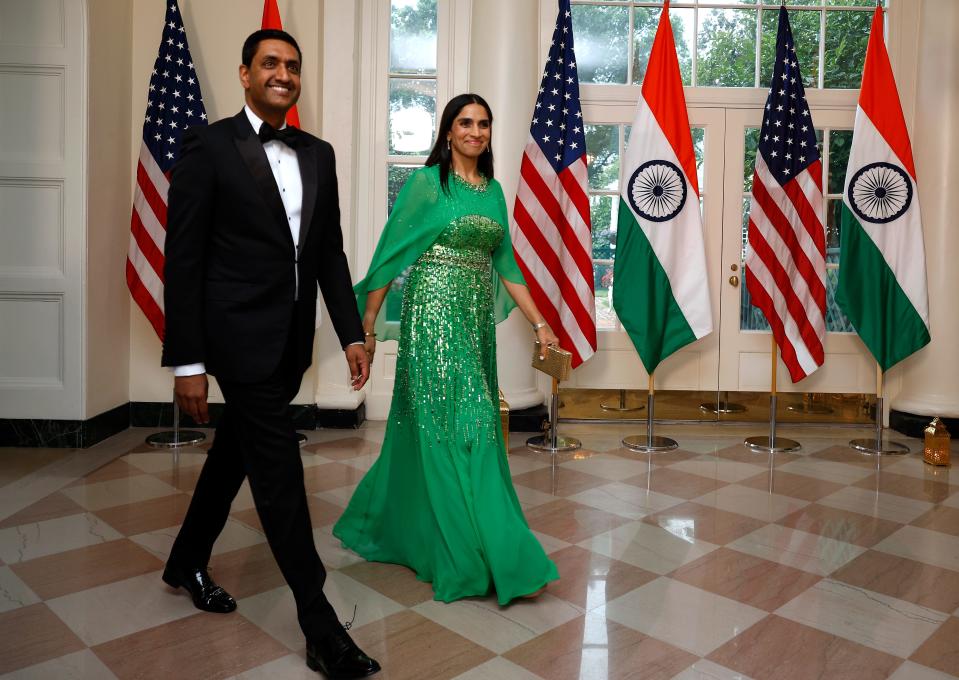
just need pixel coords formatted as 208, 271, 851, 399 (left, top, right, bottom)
354, 166, 527, 341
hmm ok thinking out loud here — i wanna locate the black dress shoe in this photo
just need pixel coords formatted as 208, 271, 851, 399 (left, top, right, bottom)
306, 626, 380, 679
162, 564, 237, 613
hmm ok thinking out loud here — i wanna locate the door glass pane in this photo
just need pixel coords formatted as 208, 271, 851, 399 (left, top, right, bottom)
585, 124, 620, 191
632, 7, 693, 85
388, 78, 436, 155
760, 9, 820, 89
826, 197, 843, 265
691, 127, 705, 192
697, 9, 758, 87
826, 268, 855, 332
743, 127, 760, 192
827, 129, 853, 195
390, 0, 437, 75
824, 10, 872, 88
571, 4, 629, 84
388, 163, 420, 213
590, 195, 617, 330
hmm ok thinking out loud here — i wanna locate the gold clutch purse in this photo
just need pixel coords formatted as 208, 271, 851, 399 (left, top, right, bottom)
531, 341, 572, 381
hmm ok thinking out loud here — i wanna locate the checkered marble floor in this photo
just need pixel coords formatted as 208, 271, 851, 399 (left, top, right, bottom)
1, 423, 958, 680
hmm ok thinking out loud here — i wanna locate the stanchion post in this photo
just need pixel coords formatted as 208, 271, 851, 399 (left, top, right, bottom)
622, 372, 678, 453
147, 391, 206, 449
527, 377, 581, 454
745, 336, 800, 453
849, 362, 909, 455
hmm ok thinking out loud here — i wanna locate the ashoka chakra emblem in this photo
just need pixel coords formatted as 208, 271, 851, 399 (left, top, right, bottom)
848, 161, 912, 224
627, 160, 687, 223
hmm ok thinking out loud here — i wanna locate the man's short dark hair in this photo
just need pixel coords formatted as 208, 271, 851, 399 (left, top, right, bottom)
242, 29, 302, 68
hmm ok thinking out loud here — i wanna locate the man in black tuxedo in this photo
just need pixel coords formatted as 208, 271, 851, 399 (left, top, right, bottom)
161, 29, 379, 679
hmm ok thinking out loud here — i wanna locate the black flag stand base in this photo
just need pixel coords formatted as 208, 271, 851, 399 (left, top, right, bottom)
622, 374, 678, 453
147, 395, 206, 449
527, 378, 582, 454
849, 365, 910, 456
744, 337, 801, 454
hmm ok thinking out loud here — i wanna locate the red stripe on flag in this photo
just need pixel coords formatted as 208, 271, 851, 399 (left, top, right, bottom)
130, 205, 166, 283
859, 6, 916, 179
512, 254, 584, 367
782, 165, 826, 253
751, 175, 826, 303
520, 156, 594, 277
557, 161, 591, 229
127, 258, 165, 339
513, 197, 597, 344
744, 264, 807, 382
641, 1, 699, 196
136, 161, 168, 226
747, 223, 825, 363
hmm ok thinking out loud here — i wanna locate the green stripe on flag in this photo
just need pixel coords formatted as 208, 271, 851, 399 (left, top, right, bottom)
612, 200, 697, 374
836, 203, 930, 371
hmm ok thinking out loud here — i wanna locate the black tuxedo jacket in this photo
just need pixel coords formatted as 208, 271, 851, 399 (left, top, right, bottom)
161, 110, 364, 383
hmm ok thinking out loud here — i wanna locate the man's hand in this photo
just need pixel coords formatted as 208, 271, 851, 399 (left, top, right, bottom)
345, 344, 370, 390
174, 374, 209, 424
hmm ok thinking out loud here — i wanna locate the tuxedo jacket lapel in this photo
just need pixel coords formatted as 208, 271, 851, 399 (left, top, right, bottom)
296, 142, 317, 259
231, 111, 293, 247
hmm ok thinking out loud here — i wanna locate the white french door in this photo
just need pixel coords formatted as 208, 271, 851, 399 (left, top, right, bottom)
567, 104, 875, 395
717, 107, 875, 394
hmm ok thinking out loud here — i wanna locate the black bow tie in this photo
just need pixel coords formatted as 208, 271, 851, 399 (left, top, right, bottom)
258, 123, 299, 148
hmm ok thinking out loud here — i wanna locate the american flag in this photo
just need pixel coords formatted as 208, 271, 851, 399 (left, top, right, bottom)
511, 0, 596, 368
744, 6, 826, 383
127, 0, 207, 340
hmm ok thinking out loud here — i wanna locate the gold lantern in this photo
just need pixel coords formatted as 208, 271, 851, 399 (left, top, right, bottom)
923, 418, 951, 467
499, 389, 510, 457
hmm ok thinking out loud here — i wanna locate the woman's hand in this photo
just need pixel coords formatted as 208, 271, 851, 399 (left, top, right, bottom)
535, 324, 559, 351
364, 332, 376, 364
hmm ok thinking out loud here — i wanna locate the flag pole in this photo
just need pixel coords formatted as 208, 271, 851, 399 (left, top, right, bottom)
147, 387, 205, 449
745, 335, 801, 452
622, 372, 678, 453
849, 361, 910, 455
527, 377, 581, 455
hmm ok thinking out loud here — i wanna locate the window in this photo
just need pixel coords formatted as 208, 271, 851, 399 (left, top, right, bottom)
385, 0, 438, 321
571, 1, 882, 88
387, 0, 438, 214
585, 124, 705, 330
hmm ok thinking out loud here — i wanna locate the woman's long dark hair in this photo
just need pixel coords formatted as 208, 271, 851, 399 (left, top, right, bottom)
425, 93, 494, 194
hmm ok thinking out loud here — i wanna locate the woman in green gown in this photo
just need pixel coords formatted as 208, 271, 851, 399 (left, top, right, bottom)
333, 94, 560, 604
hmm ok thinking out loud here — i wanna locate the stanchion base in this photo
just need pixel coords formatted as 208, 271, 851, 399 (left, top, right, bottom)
848, 438, 910, 455
787, 403, 834, 415
526, 435, 581, 453
147, 430, 206, 449
622, 435, 678, 452
600, 402, 645, 412
699, 402, 747, 414
296, 432, 308, 447
744, 436, 801, 453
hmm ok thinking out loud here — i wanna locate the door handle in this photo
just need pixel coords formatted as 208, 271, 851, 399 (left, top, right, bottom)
729, 275, 740, 288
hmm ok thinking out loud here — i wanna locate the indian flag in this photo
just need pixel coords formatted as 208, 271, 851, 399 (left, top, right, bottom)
613, 0, 712, 374
836, 6, 930, 371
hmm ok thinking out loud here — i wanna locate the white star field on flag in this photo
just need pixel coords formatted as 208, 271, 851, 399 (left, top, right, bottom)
530, 7, 586, 173
141, 2, 207, 172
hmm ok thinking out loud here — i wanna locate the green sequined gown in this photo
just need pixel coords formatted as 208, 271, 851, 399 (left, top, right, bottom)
333, 168, 558, 604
